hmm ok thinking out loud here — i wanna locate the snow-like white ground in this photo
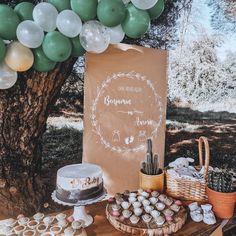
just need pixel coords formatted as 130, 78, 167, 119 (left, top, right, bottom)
47, 116, 84, 131
194, 99, 236, 113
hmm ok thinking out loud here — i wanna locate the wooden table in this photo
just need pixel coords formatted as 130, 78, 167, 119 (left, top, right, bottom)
61, 200, 230, 236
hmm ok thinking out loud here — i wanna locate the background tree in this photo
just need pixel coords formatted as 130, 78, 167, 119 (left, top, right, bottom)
208, 0, 236, 34
168, 35, 231, 106
0, 0, 192, 217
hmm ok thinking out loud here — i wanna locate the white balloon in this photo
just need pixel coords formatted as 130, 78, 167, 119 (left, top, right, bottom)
33, 2, 58, 32
0, 62, 17, 90
16, 20, 44, 48
80, 21, 110, 54
131, 0, 158, 10
56, 10, 82, 38
107, 25, 125, 44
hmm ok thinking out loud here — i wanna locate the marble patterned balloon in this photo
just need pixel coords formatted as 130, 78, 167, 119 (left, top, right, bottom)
79, 21, 110, 53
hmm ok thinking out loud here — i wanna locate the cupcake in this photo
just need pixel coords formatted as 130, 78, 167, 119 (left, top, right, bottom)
142, 199, 150, 207
144, 205, 154, 214
137, 196, 145, 202
36, 224, 48, 234
165, 215, 173, 222
14, 225, 26, 235
134, 207, 142, 216
22, 230, 36, 236
121, 201, 131, 210
164, 198, 173, 206
163, 208, 174, 217
71, 220, 83, 230
141, 191, 149, 198
50, 226, 62, 235
158, 194, 167, 202
155, 216, 165, 226
128, 196, 136, 203
151, 191, 159, 197
149, 197, 158, 205
56, 213, 66, 222
142, 214, 152, 223
170, 203, 180, 212
137, 188, 144, 195
27, 220, 39, 230
111, 203, 121, 211
129, 192, 137, 198
112, 210, 120, 217
130, 215, 140, 224
64, 227, 75, 236
57, 219, 68, 228
18, 217, 30, 226
175, 200, 182, 206
122, 210, 132, 219
33, 212, 44, 221
43, 216, 54, 226
108, 197, 115, 203
115, 193, 123, 205
132, 201, 141, 208
150, 210, 161, 219
155, 202, 165, 211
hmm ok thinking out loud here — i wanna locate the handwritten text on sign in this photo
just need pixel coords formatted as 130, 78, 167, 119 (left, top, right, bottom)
91, 72, 163, 153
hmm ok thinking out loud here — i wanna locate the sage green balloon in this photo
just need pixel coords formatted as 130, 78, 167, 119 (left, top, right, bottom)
97, 0, 126, 27
121, 4, 150, 39
42, 31, 72, 62
47, 0, 71, 12
71, 37, 86, 57
0, 4, 20, 40
0, 38, 6, 62
70, 0, 97, 21
33, 47, 56, 72
148, 0, 165, 20
14, 2, 34, 21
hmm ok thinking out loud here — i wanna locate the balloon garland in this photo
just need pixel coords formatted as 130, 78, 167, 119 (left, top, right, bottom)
0, 0, 165, 90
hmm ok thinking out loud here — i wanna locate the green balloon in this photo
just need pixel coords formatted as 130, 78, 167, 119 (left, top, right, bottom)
97, 0, 126, 27
33, 47, 56, 72
71, 37, 86, 57
14, 2, 34, 21
121, 4, 150, 39
42, 31, 72, 62
70, 0, 97, 22
0, 38, 6, 62
148, 0, 165, 20
47, 0, 71, 12
0, 4, 20, 40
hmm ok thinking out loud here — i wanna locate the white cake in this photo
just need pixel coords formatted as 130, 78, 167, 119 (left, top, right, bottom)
56, 163, 104, 203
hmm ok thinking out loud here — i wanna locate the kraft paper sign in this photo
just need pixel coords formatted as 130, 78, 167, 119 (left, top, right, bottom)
83, 44, 167, 194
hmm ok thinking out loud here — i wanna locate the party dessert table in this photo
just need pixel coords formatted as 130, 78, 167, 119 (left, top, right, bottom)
65, 200, 228, 236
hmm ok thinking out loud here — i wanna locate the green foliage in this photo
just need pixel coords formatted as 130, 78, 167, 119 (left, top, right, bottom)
141, 139, 160, 175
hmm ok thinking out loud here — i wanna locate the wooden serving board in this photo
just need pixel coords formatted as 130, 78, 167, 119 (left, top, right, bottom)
106, 202, 187, 235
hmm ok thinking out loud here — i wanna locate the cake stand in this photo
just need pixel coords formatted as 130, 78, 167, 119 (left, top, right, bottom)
52, 190, 106, 227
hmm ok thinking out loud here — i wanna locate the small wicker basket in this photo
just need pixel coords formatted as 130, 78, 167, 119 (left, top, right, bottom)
166, 136, 210, 202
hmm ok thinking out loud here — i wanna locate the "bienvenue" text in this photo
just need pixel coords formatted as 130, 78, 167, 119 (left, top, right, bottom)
104, 96, 131, 106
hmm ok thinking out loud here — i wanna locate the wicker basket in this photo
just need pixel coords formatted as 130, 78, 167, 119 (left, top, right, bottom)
166, 136, 210, 202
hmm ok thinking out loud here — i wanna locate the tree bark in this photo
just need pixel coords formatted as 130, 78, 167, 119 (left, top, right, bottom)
0, 57, 77, 217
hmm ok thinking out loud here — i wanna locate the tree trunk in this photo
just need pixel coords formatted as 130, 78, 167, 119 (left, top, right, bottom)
0, 57, 77, 217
